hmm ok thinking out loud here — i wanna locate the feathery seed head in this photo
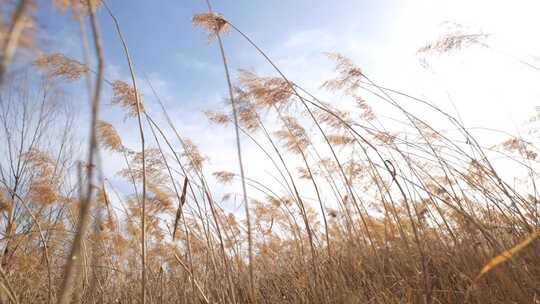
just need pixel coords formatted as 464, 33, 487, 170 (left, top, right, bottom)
112, 80, 145, 117
238, 70, 294, 110
192, 12, 229, 41
205, 110, 230, 125
275, 116, 310, 153
34, 53, 88, 81
213, 171, 235, 185
322, 53, 363, 94
96, 120, 124, 152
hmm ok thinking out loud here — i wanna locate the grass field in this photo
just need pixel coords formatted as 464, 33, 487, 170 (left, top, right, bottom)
0, 1, 539, 303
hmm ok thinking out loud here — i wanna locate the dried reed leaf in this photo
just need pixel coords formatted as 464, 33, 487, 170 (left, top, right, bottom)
172, 177, 188, 241
477, 228, 540, 279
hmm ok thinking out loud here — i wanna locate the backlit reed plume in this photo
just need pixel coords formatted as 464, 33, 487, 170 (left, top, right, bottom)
275, 115, 310, 153
147, 184, 173, 212
23, 148, 58, 206
418, 31, 487, 54
213, 170, 235, 185
327, 134, 355, 147
297, 166, 320, 180
355, 95, 376, 121
192, 12, 229, 41
112, 80, 145, 117
238, 70, 293, 110
322, 52, 364, 93
34, 53, 88, 81
96, 120, 124, 152
314, 105, 352, 131
234, 87, 261, 131
205, 110, 230, 125
120, 148, 166, 183
373, 131, 397, 145
180, 138, 206, 172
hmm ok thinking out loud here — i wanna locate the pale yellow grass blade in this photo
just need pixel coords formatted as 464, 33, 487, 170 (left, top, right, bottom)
477, 228, 540, 279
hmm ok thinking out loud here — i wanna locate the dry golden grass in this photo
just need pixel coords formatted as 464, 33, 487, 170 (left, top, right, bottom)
0, 1, 538, 304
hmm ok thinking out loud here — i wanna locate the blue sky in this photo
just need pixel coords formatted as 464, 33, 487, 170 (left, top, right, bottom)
35, 0, 540, 117
37, 0, 397, 104
34, 0, 403, 174
32, 0, 540, 202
